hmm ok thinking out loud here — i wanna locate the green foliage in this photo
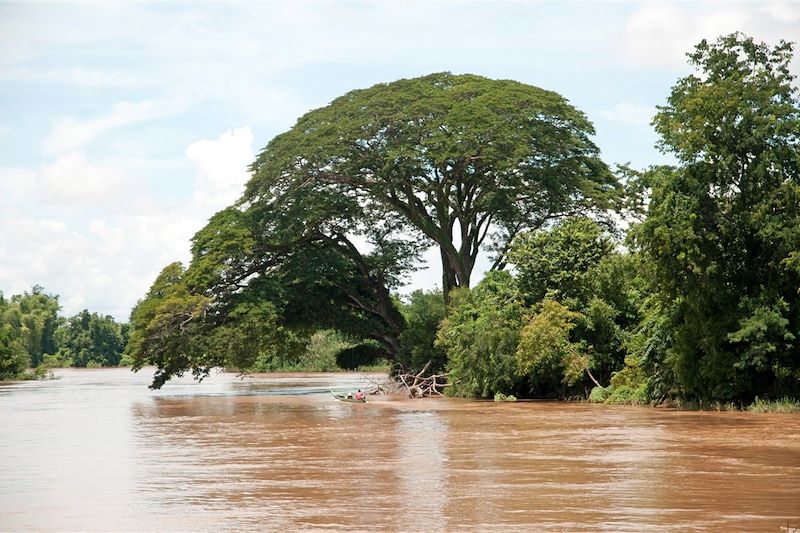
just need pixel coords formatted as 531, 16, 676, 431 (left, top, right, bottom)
0, 287, 64, 378
127, 263, 215, 388
507, 218, 645, 395
623, 296, 679, 402
53, 310, 126, 367
493, 392, 517, 402
604, 384, 648, 405
0, 287, 132, 378
674, 398, 739, 411
636, 33, 800, 402
247, 72, 619, 293
0, 287, 133, 377
211, 300, 305, 372
42, 351, 73, 368
588, 386, 610, 403
590, 355, 650, 405
437, 271, 524, 398
509, 217, 614, 306
294, 330, 353, 372
397, 290, 447, 372
0, 323, 28, 379
190, 180, 410, 364
0, 286, 61, 368
277, 243, 408, 358
609, 356, 647, 390
516, 299, 585, 389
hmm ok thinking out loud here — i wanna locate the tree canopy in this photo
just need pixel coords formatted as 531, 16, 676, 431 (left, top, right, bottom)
245, 72, 621, 293
126, 72, 621, 387
635, 33, 800, 401
0, 286, 129, 378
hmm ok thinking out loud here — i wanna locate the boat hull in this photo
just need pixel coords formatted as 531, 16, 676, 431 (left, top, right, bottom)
330, 391, 367, 403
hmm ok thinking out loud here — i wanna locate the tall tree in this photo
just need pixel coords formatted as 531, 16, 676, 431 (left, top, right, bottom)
397, 290, 448, 372
508, 217, 615, 306
128, 73, 622, 386
0, 323, 27, 379
53, 310, 126, 367
245, 72, 621, 294
508, 217, 642, 390
0, 286, 61, 367
128, 203, 410, 386
436, 271, 525, 398
635, 33, 800, 401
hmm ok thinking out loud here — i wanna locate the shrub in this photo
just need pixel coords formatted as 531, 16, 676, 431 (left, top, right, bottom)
589, 386, 610, 403
605, 384, 648, 405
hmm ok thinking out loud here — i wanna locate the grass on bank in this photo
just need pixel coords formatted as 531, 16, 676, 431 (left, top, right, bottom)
746, 397, 800, 413
589, 384, 800, 413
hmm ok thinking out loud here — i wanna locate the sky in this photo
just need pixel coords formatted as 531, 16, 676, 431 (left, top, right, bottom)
1, 1, 799, 321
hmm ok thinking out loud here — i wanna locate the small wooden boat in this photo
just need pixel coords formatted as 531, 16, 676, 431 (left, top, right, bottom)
330, 390, 367, 403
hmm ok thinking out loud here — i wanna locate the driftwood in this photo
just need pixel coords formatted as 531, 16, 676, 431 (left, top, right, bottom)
363, 374, 402, 396
364, 361, 450, 398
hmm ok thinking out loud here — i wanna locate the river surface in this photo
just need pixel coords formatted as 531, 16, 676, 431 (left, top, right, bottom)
1, 368, 799, 532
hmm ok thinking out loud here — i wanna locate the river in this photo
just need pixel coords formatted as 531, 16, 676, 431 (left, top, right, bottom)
0, 367, 798, 532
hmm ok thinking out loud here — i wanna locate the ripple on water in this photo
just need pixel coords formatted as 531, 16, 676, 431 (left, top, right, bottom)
0, 368, 798, 532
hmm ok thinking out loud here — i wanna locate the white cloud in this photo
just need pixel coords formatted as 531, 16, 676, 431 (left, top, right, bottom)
38, 151, 135, 206
44, 96, 190, 155
1, 151, 142, 210
622, 3, 691, 69
0, 126, 256, 320
760, 2, 800, 24
186, 126, 254, 212
0, 166, 36, 202
597, 103, 656, 126
0, 207, 199, 320
620, 1, 799, 70
0, 66, 148, 87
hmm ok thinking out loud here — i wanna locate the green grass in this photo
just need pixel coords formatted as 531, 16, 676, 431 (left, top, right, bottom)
673, 397, 800, 413
746, 397, 800, 413
675, 399, 738, 411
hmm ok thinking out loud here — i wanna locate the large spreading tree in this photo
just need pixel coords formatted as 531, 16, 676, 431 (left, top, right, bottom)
244, 72, 621, 294
129, 72, 621, 387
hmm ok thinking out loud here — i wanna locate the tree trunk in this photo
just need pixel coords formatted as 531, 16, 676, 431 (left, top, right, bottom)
441, 247, 458, 298
586, 367, 603, 389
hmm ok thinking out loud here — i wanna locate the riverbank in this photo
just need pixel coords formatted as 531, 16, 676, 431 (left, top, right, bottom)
6, 365, 798, 414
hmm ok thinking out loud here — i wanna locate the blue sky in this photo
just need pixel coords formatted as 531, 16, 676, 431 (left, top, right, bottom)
1, 1, 798, 320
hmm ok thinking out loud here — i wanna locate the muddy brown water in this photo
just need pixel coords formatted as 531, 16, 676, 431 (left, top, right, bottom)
1, 368, 798, 532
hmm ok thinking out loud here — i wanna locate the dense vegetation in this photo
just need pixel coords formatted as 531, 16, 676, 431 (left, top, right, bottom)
122, 34, 800, 406
0, 286, 128, 379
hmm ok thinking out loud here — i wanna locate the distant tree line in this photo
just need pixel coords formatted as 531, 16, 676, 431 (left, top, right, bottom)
0, 286, 128, 379
122, 33, 798, 405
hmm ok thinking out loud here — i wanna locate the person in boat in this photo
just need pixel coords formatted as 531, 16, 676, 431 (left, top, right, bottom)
355, 389, 365, 401
346, 392, 353, 399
